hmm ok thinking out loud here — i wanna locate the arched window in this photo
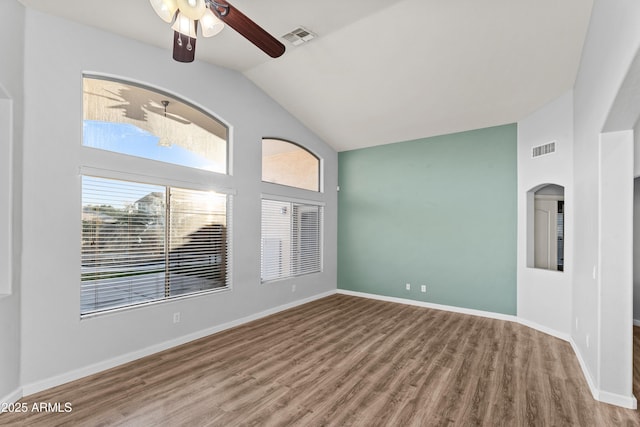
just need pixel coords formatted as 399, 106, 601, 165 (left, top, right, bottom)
80, 76, 231, 316
262, 138, 320, 191
261, 138, 323, 282
83, 76, 228, 174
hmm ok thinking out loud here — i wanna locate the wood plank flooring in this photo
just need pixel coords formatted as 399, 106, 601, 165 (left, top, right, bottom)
1, 294, 639, 426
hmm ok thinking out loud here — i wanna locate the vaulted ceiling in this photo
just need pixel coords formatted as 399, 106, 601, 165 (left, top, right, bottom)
19, 0, 593, 151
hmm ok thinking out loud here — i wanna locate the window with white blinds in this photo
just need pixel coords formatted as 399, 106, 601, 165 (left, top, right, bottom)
81, 176, 229, 315
261, 198, 323, 282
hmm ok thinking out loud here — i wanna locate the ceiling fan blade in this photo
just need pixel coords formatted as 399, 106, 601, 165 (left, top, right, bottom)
211, 1, 285, 58
173, 31, 197, 63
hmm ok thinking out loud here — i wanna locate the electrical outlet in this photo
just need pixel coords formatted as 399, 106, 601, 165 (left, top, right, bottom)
575, 317, 579, 330
292, 284, 296, 292
421, 285, 426, 293
405, 283, 411, 291
586, 334, 590, 348
173, 312, 181, 324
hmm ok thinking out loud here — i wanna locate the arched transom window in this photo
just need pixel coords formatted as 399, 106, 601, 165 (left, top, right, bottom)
262, 138, 320, 192
83, 76, 228, 174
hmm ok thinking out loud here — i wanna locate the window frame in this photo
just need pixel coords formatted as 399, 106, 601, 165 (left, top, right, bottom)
260, 194, 324, 284
261, 137, 322, 192
80, 75, 234, 317
80, 173, 232, 317
82, 74, 230, 176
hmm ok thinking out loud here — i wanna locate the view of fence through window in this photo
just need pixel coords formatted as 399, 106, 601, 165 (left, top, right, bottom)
81, 176, 228, 315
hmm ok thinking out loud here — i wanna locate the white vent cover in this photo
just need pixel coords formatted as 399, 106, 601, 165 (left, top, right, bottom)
532, 141, 556, 158
282, 27, 316, 46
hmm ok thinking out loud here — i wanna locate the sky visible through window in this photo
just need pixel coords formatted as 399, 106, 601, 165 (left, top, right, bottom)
84, 121, 217, 171
82, 76, 228, 174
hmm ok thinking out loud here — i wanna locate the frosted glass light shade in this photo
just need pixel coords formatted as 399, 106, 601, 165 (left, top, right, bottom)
176, 0, 206, 20
172, 13, 198, 38
149, 0, 178, 23
200, 8, 225, 37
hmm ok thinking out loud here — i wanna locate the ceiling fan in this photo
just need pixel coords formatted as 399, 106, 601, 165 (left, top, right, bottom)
150, 0, 286, 62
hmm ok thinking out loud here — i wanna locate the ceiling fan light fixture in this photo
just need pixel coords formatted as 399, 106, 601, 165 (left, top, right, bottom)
171, 12, 198, 38
176, 0, 206, 20
200, 7, 225, 37
150, 0, 286, 61
149, 0, 178, 23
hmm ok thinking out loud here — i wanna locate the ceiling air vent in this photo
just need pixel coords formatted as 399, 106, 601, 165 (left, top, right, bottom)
532, 141, 556, 158
282, 27, 316, 46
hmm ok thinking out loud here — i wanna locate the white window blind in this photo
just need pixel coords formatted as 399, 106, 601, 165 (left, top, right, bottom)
261, 199, 323, 282
81, 176, 229, 315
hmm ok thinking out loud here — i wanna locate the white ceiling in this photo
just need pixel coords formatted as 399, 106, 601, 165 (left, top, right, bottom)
19, 0, 593, 152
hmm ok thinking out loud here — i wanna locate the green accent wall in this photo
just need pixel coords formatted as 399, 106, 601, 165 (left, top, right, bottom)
338, 124, 517, 315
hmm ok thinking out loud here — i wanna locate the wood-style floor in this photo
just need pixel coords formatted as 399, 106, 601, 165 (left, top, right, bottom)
1, 294, 639, 426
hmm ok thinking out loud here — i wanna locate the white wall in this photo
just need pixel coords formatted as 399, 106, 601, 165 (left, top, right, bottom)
597, 130, 634, 402
19, 9, 337, 391
572, 0, 640, 407
634, 118, 640, 322
632, 116, 640, 324
635, 121, 640, 177
517, 91, 573, 337
633, 175, 640, 322
0, 0, 24, 404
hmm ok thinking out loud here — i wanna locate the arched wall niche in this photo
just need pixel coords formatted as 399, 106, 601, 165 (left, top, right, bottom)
526, 183, 565, 271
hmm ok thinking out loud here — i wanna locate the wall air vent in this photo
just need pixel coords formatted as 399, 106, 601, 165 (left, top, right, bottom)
282, 27, 316, 46
532, 141, 556, 158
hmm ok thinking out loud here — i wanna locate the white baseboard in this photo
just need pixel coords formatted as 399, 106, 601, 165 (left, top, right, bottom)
21, 290, 335, 397
516, 318, 571, 342
338, 288, 638, 409
598, 390, 638, 409
569, 337, 638, 409
336, 289, 517, 322
0, 387, 22, 406
569, 338, 599, 402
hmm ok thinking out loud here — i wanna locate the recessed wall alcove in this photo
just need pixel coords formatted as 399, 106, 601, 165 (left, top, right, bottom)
526, 183, 565, 272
